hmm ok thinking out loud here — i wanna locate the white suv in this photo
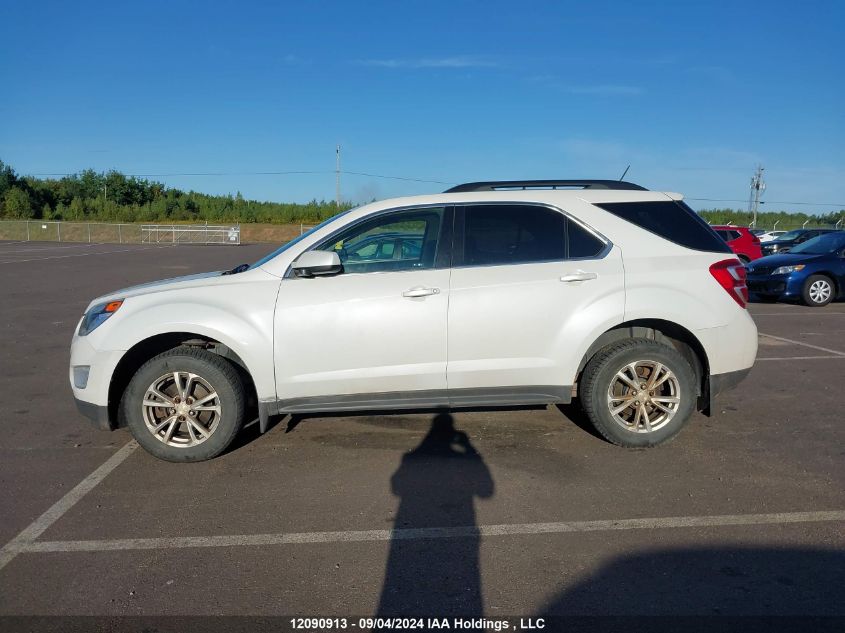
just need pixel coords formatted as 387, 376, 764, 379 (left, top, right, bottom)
70, 180, 757, 461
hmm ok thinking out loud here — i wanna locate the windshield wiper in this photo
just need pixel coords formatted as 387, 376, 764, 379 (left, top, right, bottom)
222, 263, 250, 275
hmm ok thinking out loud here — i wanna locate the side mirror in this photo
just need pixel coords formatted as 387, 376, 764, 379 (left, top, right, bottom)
292, 250, 343, 277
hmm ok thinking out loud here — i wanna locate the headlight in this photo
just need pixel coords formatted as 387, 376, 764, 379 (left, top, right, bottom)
772, 265, 805, 275
78, 299, 123, 336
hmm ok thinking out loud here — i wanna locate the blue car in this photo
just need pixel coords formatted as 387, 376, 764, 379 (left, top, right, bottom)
745, 231, 845, 307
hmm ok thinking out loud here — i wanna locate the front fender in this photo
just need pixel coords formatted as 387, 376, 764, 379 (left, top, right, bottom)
89, 276, 280, 401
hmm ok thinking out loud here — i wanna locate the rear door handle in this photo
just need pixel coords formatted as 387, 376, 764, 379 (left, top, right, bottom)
560, 271, 598, 282
402, 286, 440, 298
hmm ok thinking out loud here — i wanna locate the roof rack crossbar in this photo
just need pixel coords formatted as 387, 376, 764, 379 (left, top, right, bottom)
444, 180, 648, 193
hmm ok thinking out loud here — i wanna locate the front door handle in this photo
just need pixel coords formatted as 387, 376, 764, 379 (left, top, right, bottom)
560, 271, 598, 283
402, 286, 440, 298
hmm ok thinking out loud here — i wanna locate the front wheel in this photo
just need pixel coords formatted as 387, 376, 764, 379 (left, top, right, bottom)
120, 346, 246, 462
802, 274, 834, 307
580, 339, 697, 447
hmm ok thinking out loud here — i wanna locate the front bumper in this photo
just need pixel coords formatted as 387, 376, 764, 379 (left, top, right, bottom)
747, 274, 802, 298
69, 334, 126, 432
74, 396, 113, 431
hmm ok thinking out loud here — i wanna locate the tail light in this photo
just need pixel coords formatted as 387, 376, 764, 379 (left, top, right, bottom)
751, 234, 761, 244
709, 259, 748, 308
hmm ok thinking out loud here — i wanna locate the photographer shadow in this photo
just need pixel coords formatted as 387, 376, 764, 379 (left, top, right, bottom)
376, 411, 494, 618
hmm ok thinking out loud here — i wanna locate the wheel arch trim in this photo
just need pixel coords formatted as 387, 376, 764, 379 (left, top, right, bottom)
574, 319, 710, 410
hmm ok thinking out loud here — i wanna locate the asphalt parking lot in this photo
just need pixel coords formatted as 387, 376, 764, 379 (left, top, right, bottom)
0, 240, 843, 630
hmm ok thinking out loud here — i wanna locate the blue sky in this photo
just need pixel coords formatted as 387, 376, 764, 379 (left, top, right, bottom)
1, 0, 843, 213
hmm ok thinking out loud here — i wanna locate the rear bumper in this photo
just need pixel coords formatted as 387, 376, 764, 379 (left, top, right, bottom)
74, 396, 114, 431
702, 367, 752, 415
710, 367, 752, 399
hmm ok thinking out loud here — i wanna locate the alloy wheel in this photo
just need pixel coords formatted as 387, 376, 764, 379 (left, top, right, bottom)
142, 371, 222, 447
606, 360, 681, 433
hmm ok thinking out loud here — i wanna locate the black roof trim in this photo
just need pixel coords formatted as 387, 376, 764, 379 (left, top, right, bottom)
444, 179, 648, 193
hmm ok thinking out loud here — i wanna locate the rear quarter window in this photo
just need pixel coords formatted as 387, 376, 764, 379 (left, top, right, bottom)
597, 201, 731, 253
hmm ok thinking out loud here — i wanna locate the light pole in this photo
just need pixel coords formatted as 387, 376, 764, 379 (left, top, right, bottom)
335, 145, 341, 208
749, 166, 765, 228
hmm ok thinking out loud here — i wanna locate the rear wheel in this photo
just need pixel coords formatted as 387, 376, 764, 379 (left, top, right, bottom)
801, 274, 834, 307
580, 339, 697, 447
120, 346, 245, 462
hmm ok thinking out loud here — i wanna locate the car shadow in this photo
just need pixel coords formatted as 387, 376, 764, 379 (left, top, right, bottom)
232, 401, 601, 453
279, 404, 547, 434
534, 546, 845, 630
555, 400, 607, 442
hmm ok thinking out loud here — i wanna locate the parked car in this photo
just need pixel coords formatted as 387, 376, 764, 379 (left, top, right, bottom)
711, 226, 763, 263
761, 229, 837, 255
746, 231, 845, 306
70, 179, 758, 461
753, 229, 786, 243
340, 231, 423, 264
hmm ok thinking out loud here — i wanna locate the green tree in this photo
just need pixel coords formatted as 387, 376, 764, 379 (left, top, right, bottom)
67, 197, 86, 220
3, 186, 34, 218
0, 159, 19, 200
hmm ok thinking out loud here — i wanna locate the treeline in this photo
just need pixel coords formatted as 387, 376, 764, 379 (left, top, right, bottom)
698, 208, 843, 230
1, 159, 842, 227
0, 159, 351, 224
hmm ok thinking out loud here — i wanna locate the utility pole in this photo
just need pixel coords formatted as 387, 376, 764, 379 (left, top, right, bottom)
749, 165, 765, 228
335, 145, 341, 208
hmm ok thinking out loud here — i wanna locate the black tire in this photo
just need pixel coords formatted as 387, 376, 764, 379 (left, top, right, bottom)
801, 274, 834, 307
580, 339, 697, 447
120, 346, 245, 462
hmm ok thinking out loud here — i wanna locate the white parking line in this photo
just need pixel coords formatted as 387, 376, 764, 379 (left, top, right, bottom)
0, 243, 107, 254
0, 441, 138, 572
0, 245, 174, 264
15, 510, 845, 554
757, 355, 845, 361
754, 312, 845, 316
758, 332, 845, 356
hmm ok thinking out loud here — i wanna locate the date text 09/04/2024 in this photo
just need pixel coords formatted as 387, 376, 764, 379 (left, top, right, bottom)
289, 617, 546, 630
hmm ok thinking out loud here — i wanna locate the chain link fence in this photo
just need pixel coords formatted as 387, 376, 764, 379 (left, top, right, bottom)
141, 224, 240, 245
0, 220, 240, 245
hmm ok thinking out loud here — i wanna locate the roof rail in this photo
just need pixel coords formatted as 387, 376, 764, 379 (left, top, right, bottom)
444, 179, 648, 193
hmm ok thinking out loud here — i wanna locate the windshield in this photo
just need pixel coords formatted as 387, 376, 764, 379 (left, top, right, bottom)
773, 230, 804, 242
789, 232, 845, 255
250, 210, 353, 269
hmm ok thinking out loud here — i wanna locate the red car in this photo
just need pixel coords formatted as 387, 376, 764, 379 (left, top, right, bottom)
711, 225, 763, 263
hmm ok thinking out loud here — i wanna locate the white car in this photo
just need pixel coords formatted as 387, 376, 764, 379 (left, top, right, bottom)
70, 180, 758, 461
754, 230, 787, 243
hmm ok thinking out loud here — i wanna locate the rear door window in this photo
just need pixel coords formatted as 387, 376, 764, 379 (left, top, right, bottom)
717, 229, 741, 241
457, 204, 606, 266
461, 204, 566, 266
